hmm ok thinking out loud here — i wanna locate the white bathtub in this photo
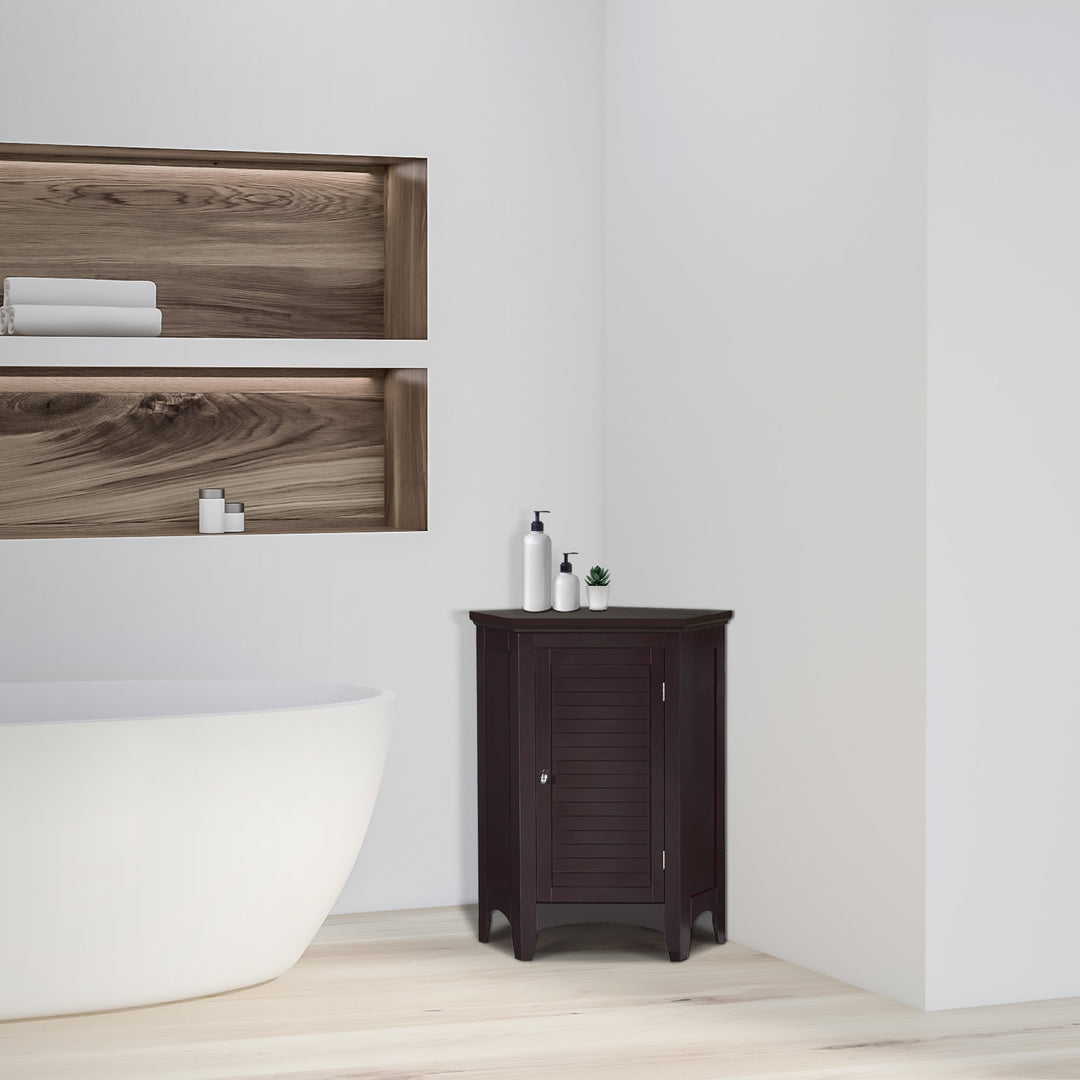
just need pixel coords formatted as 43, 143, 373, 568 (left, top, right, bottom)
0, 680, 392, 1020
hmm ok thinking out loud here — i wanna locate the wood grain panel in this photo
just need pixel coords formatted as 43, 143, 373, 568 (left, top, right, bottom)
1, 160, 386, 338
0, 371, 386, 538
2, 143, 421, 170
684, 630, 721, 898
384, 159, 427, 339
481, 633, 512, 896
384, 368, 427, 530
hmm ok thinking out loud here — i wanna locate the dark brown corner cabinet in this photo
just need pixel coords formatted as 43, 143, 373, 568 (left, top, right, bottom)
469, 607, 733, 961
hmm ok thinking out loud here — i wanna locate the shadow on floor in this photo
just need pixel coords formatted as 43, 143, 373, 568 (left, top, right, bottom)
457, 903, 722, 964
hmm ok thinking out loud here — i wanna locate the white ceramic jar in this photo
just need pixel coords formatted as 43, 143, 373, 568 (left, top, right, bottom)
224, 502, 245, 533
198, 488, 226, 534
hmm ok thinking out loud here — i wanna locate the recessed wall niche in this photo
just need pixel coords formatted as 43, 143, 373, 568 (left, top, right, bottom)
0, 143, 427, 339
0, 142, 428, 538
0, 367, 427, 538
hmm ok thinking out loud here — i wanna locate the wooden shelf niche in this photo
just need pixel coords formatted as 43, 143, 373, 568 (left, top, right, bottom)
0, 367, 427, 538
0, 143, 427, 339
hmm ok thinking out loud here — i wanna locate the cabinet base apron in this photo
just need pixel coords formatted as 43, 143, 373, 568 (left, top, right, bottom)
479, 897, 726, 963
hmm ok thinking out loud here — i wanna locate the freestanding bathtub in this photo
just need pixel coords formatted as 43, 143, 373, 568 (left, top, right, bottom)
0, 680, 392, 1020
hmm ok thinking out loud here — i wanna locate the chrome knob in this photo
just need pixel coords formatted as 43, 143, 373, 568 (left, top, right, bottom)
539, 769, 550, 785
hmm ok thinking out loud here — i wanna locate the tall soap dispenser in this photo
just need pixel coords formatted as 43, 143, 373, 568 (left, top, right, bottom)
552, 552, 581, 612
523, 511, 552, 611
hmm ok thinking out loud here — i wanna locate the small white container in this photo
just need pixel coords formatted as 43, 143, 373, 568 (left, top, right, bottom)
224, 502, 245, 533
198, 488, 226, 534
586, 585, 610, 611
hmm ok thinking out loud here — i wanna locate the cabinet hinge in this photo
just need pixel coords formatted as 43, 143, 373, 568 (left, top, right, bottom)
662, 850, 666, 870
662, 681, 666, 702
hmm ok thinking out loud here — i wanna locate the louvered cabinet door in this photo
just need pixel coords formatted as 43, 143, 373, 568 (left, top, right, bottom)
535, 645, 665, 903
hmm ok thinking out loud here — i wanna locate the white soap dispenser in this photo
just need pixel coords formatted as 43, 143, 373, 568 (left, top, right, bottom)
523, 510, 552, 611
552, 551, 581, 612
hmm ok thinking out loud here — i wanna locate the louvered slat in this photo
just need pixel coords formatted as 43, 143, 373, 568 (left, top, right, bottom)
551, 650, 652, 668
554, 857, 648, 874
554, 828, 650, 845
555, 759, 650, 775
553, 745, 650, 761
552, 677, 650, 693
552, 717, 643, 734
552, 844, 650, 860
552, 692, 649, 708
552, 706, 650, 722
552, 788, 648, 803
553, 732, 649, 747
553, 801, 649, 817
554, 773, 648, 788
550, 665, 649, 680
552, 872, 651, 888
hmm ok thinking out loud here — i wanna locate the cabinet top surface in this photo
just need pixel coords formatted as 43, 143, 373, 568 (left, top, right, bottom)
468, 607, 733, 630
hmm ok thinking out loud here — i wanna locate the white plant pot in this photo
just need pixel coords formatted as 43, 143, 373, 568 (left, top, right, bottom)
586, 585, 609, 611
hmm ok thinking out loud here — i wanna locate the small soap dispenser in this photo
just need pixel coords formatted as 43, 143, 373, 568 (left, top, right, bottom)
552, 552, 581, 612
523, 510, 552, 611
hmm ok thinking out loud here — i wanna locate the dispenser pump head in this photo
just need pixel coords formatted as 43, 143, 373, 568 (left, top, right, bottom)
531, 510, 551, 532
560, 551, 579, 573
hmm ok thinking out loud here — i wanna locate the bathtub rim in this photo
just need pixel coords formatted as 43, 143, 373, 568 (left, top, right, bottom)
0, 678, 396, 727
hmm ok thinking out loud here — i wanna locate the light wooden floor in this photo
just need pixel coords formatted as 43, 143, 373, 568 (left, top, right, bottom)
2, 906, 1079, 1080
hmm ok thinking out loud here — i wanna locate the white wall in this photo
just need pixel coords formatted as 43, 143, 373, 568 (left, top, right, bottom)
604, 1, 929, 1006
926, 0, 1080, 1009
0, 0, 606, 914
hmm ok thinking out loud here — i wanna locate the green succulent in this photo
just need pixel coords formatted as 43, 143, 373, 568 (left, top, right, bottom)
585, 565, 610, 587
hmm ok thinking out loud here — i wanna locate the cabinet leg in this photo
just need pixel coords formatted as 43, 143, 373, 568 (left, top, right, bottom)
510, 906, 537, 961
711, 910, 725, 945
713, 888, 727, 944
479, 902, 493, 944
666, 911, 691, 962
667, 931, 690, 962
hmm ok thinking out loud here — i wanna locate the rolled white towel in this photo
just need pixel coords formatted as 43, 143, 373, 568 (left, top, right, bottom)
5, 305, 162, 337
0, 307, 8, 335
4, 277, 157, 308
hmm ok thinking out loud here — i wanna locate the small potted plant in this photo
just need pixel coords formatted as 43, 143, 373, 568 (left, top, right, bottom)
584, 565, 611, 611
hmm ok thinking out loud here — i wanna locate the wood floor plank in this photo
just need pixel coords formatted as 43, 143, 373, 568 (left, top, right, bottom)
1, 906, 1078, 1080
